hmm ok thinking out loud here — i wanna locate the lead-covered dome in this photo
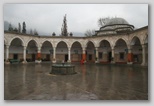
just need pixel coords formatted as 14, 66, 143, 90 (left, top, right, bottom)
96, 17, 134, 35
105, 18, 129, 25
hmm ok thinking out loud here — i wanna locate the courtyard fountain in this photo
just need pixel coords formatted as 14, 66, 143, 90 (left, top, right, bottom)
50, 61, 76, 75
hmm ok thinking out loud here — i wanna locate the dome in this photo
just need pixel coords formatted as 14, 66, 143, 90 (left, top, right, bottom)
96, 17, 134, 36
105, 18, 129, 26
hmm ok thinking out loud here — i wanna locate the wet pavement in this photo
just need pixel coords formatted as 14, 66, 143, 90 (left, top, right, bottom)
4, 63, 148, 100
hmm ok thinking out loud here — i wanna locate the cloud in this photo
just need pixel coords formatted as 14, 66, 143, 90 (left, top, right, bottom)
3, 4, 148, 36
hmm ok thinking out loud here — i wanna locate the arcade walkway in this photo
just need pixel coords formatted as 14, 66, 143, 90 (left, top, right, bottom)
4, 63, 148, 100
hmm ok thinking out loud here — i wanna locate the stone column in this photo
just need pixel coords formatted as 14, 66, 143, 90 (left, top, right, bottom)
111, 48, 115, 63
52, 47, 56, 63
23, 46, 27, 63
68, 47, 71, 63
127, 46, 133, 64
5, 45, 10, 63
145, 44, 148, 66
36, 47, 41, 63
141, 44, 146, 66
95, 47, 99, 63
82, 47, 86, 63
37, 47, 41, 59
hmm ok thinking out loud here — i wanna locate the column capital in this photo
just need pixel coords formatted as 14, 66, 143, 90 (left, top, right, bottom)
82, 47, 86, 51
6, 45, 10, 49
95, 47, 99, 50
128, 49, 132, 53
142, 44, 146, 48
127, 46, 132, 53
111, 46, 114, 50
37, 47, 41, 52
127, 45, 132, 50
68, 47, 71, 50
53, 47, 56, 50
23, 46, 27, 50
37, 47, 41, 50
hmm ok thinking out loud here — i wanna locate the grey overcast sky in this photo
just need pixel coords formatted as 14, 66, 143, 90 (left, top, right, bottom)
3, 4, 148, 36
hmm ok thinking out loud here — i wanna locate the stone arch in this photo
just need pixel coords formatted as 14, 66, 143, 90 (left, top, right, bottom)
115, 38, 128, 48
130, 36, 141, 46
144, 35, 148, 44
71, 41, 82, 49
41, 40, 53, 48
114, 38, 128, 63
41, 40, 53, 61
4, 37, 8, 45
130, 36, 142, 64
26, 39, 39, 47
105, 37, 116, 48
74, 40, 84, 48
86, 41, 95, 47
9, 37, 24, 60
71, 41, 82, 62
56, 41, 68, 62
26, 40, 39, 62
86, 41, 95, 62
144, 35, 148, 65
99, 39, 111, 48
9, 36, 24, 46
85, 40, 96, 48
98, 40, 112, 62
55, 40, 69, 48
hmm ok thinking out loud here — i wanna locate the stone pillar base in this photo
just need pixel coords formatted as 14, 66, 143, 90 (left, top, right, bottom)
5, 62, 10, 64
111, 61, 115, 64
141, 63, 146, 66
52, 60, 56, 63
22, 61, 27, 64
35, 60, 42, 63
127, 62, 133, 65
67, 60, 71, 63
95, 61, 99, 63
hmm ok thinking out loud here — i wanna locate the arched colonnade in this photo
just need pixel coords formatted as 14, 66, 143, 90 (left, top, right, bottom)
4, 32, 148, 66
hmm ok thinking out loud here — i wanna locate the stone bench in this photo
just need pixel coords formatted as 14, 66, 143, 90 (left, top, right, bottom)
9, 59, 20, 64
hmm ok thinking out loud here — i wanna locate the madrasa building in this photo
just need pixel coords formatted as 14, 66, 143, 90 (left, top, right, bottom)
4, 16, 148, 66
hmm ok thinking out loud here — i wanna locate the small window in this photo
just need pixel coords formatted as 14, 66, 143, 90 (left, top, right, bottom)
134, 55, 138, 62
120, 52, 124, 60
99, 52, 102, 59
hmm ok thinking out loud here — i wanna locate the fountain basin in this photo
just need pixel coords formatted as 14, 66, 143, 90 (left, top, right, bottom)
50, 63, 76, 75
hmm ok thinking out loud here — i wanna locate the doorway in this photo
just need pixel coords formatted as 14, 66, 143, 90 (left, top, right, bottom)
134, 54, 138, 62
32, 54, 36, 61
88, 54, 92, 61
108, 52, 112, 62
46, 54, 50, 61
13, 54, 18, 59
65, 54, 68, 62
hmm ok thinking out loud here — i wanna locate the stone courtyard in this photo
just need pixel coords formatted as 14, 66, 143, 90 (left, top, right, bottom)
4, 63, 148, 100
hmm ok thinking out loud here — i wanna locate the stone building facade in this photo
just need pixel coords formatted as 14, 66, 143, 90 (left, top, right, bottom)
4, 18, 148, 66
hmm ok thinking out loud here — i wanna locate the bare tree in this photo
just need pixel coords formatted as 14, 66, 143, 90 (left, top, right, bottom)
30, 29, 33, 35
8, 23, 13, 32
98, 17, 111, 27
84, 29, 95, 37
18, 23, 21, 33
13, 27, 18, 32
34, 29, 38, 35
